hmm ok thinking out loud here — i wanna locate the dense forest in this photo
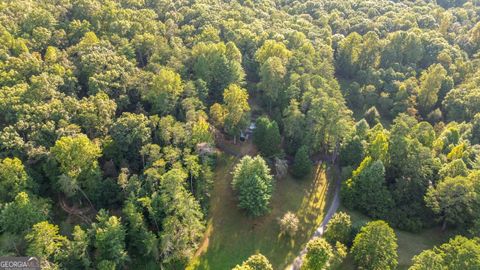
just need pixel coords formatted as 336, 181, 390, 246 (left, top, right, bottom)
0, 0, 480, 269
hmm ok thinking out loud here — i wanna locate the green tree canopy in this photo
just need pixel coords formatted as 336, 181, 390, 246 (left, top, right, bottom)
255, 40, 292, 65
159, 169, 205, 265
142, 69, 184, 115
91, 210, 128, 268
425, 174, 478, 229
417, 64, 448, 116
221, 84, 250, 140
109, 112, 151, 169
253, 116, 281, 158
50, 134, 102, 199
342, 157, 394, 218
282, 99, 306, 154
192, 42, 244, 101
0, 157, 30, 203
25, 221, 67, 261
324, 211, 353, 245
74, 91, 117, 138
122, 200, 157, 260
351, 220, 398, 270
410, 236, 480, 270
301, 238, 333, 270
258, 57, 286, 111
56, 225, 91, 270
291, 145, 313, 178
232, 253, 273, 270
232, 156, 274, 217
0, 192, 50, 235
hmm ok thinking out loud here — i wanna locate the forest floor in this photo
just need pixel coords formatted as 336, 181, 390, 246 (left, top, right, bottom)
187, 139, 337, 270
337, 207, 454, 270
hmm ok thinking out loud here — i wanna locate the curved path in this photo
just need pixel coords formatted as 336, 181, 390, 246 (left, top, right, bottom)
289, 172, 341, 270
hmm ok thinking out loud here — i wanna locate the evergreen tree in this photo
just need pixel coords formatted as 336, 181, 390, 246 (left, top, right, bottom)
253, 117, 269, 147
91, 210, 128, 268
292, 145, 313, 178
157, 169, 205, 265
56, 226, 91, 270
340, 136, 366, 167
122, 200, 157, 260
263, 121, 281, 157
253, 117, 281, 157
232, 156, 274, 216
342, 157, 394, 218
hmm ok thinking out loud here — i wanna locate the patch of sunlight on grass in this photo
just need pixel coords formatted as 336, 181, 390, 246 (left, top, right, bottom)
297, 163, 330, 228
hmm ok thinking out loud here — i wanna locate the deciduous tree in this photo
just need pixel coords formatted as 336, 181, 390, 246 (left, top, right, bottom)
25, 221, 67, 260
109, 112, 151, 169
50, 134, 101, 200
351, 220, 398, 270
324, 212, 352, 245
142, 69, 184, 115
410, 236, 480, 270
232, 253, 273, 270
0, 192, 50, 235
425, 175, 477, 230
301, 238, 333, 270
279, 212, 299, 237
417, 64, 448, 116
222, 84, 250, 142
0, 157, 30, 203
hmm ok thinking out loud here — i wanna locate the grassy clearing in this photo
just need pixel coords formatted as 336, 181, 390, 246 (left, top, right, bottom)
338, 207, 454, 270
187, 153, 335, 270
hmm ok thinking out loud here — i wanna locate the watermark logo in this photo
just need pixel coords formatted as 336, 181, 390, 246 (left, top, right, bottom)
0, 257, 40, 270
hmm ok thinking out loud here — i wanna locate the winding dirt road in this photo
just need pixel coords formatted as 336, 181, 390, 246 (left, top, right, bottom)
289, 173, 341, 270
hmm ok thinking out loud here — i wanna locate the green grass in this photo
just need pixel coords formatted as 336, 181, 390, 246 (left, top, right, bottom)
338, 207, 454, 270
187, 153, 336, 270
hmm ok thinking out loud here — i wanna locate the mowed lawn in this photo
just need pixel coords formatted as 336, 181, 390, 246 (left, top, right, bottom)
187, 153, 336, 270
338, 207, 454, 270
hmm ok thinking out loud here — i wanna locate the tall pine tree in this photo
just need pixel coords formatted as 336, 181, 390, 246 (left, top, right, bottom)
253, 116, 281, 157
292, 145, 313, 178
